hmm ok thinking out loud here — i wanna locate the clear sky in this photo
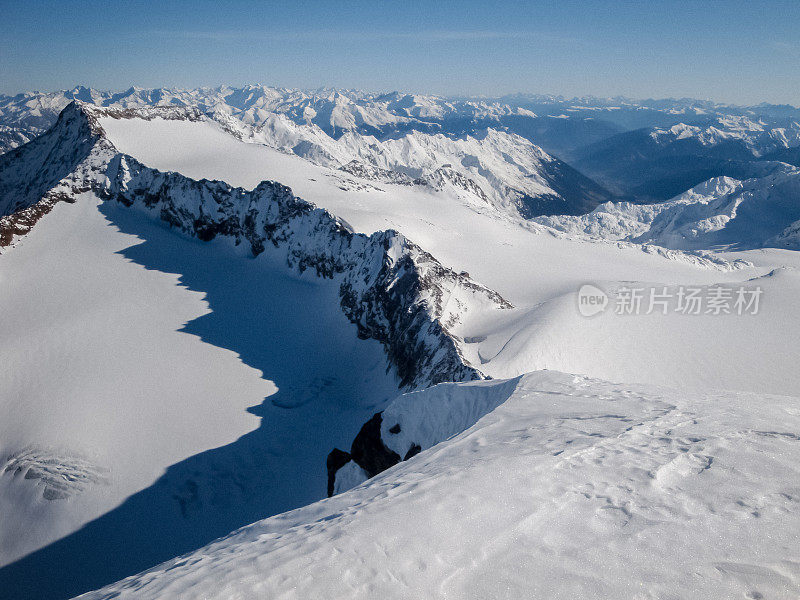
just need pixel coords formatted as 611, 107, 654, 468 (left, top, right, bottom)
2, 0, 799, 105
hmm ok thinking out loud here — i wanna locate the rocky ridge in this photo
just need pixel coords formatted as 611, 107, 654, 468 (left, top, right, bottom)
1, 102, 512, 391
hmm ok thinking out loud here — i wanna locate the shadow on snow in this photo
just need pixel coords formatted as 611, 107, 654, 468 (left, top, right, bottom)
0, 201, 398, 599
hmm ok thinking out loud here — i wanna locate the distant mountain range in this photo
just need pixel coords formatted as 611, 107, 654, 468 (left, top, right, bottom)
3, 86, 799, 212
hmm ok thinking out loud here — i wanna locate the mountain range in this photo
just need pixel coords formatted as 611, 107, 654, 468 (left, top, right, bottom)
4, 86, 800, 210
0, 88, 799, 599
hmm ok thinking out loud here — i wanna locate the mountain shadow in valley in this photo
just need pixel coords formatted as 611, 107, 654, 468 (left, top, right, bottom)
0, 201, 399, 600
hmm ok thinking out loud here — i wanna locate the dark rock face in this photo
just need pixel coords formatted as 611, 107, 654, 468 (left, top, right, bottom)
417, 166, 492, 204
339, 160, 414, 185
326, 448, 352, 497
0, 102, 210, 248
326, 412, 424, 497
403, 443, 422, 461
327, 411, 421, 497
348, 413, 401, 479
0, 102, 100, 219
3, 102, 511, 389
0, 190, 75, 248
338, 235, 501, 388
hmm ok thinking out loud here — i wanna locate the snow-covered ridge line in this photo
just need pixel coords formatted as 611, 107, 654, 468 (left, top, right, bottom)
100, 152, 512, 389
0, 102, 207, 235
225, 111, 613, 217
2, 101, 512, 392
648, 116, 800, 157
0, 102, 115, 246
78, 370, 800, 600
0, 102, 99, 218
0, 189, 75, 247
1, 89, 617, 218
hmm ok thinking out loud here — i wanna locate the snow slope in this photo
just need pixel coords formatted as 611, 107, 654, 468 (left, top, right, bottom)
240, 114, 611, 216
0, 194, 266, 564
80, 371, 800, 600
2, 102, 799, 599
0, 186, 403, 596
0, 102, 519, 598
98, 113, 800, 396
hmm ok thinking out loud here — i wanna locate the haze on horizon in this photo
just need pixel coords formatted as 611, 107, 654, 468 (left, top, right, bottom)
2, 0, 799, 106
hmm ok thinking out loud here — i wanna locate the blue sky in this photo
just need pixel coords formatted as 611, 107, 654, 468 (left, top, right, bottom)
1, 0, 799, 104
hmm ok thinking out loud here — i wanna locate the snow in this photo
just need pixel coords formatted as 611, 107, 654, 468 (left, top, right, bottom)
79, 371, 800, 600
99, 111, 578, 219
97, 114, 800, 396
331, 461, 368, 496
0, 86, 543, 155
458, 266, 800, 396
0, 189, 398, 590
95, 115, 753, 300
2, 102, 800, 599
0, 194, 263, 563
379, 376, 522, 459
535, 168, 800, 251
648, 116, 800, 156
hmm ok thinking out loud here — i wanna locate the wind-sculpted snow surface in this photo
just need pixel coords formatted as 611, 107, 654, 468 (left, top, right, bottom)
0, 102, 514, 596
80, 371, 800, 600
328, 377, 523, 493
3, 99, 800, 599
